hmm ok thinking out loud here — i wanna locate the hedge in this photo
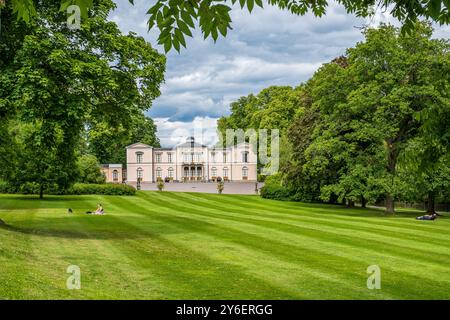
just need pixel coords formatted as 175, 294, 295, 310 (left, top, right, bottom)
260, 184, 293, 200
0, 181, 136, 196
67, 183, 136, 195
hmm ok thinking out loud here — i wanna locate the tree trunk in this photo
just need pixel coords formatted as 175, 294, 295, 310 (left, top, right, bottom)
361, 196, 367, 208
385, 194, 395, 215
341, 198, 347, 206
39, 185, 44, 199
385, 141, 398, 215
347, 199, 355, 208
426, 191, 436, 214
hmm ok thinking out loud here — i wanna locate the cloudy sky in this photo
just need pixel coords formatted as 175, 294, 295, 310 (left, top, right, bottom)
109, 1, 449, 146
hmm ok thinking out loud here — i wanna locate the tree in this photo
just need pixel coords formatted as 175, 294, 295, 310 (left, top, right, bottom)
399, 137, 450, 213
6, 1, 450, 52
342, 23, 449, 214
0, 0, 165, 196
77, 154, 106, 184
87, 113, 160, 165
13, 122, 79, 198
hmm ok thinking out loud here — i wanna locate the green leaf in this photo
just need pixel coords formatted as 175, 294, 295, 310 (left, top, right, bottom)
218, 23, 228, 37
177, 19, 193, 37
247, 0, 254, 12
172, 36, 180, 52
163, 37, 172, 53
174, 28, 187, 48
181, 10, 195, 28
428, 0, 442, 18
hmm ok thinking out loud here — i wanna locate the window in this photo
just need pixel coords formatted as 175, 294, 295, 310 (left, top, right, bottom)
211, 167, 217, 177
168, 153, 172, 163
156, 167, 162, 178
223, 167, 229, 178
156, 153, 162, 163
242, 151, 249, 163
242, 166, 248, 178
223, 152, 227, 163
183, 153, 188, 163
211, 152, 216, 163
168, 167, 174, 178
190, 153, 194, 162
136, 152, 143, 164
184, 167, 189, 177
113, 170, 118, 182
137, 168, 143, 179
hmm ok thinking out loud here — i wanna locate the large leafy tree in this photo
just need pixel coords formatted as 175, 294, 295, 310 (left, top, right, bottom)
295, 22, 449, 214
5, 0, 450, 52
87, 113, 161, 165
343, 23, 449, 214
0, 0, 165, 197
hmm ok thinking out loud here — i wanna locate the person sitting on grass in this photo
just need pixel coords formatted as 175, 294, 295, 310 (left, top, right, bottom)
416, 213, 438, 221
86, 204, 104, 215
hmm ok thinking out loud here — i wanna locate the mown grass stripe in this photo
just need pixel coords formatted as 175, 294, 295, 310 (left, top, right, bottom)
141, 192, 450, 260
135, 194, 450, 278
118, 195, 448, 299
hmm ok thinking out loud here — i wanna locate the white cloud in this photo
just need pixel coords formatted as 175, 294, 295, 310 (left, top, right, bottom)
155, 116, 219, 147
110, 0, 449, 142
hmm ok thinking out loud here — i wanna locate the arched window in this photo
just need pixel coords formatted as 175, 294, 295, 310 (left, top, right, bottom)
242, 166, 248, 179
242, 151, 249, 163
223, 167, 229, 178
211, 167, 217, 177
136, 152, 143, 164
137, 168, 143, 180
112, 170, 118, 182
156, 167, 162, 178
168, 167, 174, 178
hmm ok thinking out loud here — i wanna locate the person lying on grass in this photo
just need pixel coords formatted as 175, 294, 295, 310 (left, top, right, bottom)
86, 204, 104, 215
416, 213, 438, 221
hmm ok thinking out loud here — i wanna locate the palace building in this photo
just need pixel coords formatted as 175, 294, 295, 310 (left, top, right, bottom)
125, 137, 257, 183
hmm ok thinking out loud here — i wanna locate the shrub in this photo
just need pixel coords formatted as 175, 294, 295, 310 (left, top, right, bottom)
0, 180, 15, 194
260, 173, 293, 200
77, 155, 106, 184
19, 182, 41, 195
217, 181, 224, 194
157, 180, 165, 191
260, 184, 293, 200
67, 183, 136, 195
0, 181, 136, 196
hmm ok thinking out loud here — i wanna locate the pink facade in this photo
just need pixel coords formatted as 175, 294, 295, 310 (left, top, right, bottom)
125, 137, 257, 183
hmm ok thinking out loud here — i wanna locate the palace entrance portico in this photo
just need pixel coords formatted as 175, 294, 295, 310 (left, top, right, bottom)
183, 165, 204, 181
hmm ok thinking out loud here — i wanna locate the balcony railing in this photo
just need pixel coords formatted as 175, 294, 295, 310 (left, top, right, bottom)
181, 161, 205, 165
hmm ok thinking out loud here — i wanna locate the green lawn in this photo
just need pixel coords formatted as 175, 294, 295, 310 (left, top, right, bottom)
0, 191, 449, 300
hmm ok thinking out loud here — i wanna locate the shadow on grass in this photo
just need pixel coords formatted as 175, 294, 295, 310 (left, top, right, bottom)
0, 214, 192, 240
